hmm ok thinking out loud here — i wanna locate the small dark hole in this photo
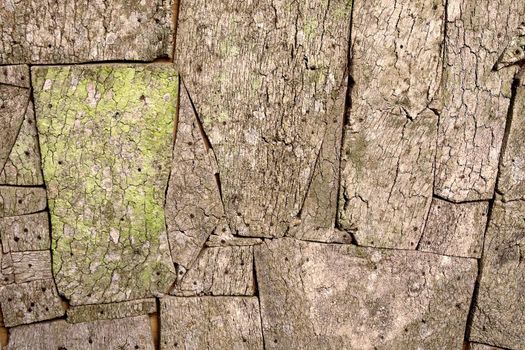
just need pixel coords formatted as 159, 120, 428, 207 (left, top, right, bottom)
24, 228, 28, 233
48, 103, 53, 108
28, 263, 32, 268
88, 339, 93, 344
18, 199, 23, 204
137, 18, 142, 23
30, 302, 35, 307
20, 76, 25, 80
189, 214, 195, 219
100, 310, 105, 315
135, 346, 139, 349
156, 271, 161, 276
7, 298, 12, 302
400, 44, 404, 49
0, 105, 4, 109
27, 307, 32, 312
220, 239, 226, 244
137, 168, 142, 172
47, 44, 52, 48
45, 307, 49, 311
24, 150, 30, 156
284, 257, 288, 261
58, 161, 63, 165
37, 235, 42, 240
14, 236, 20, 242
41, 287, 46, 292
193, 281, 197, 285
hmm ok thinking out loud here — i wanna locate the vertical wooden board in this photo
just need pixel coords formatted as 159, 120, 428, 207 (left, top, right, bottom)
0, 0, 174, 64
0, 101, 44, 186
175, 0, 352, 238
165, 85, 226, 269
434, 0, 525, 201
0, 279, 64, 327
0, 212, 50, 253
160, 296, 263, 350
0, 187, 47, 217
471, 199, 525, 349
0, 65, 30, 88
6, 316, 154, 350
418, 198, 488, 258
32, 65, 178, 305
338, 0, 444, 249
172, 246, 254, 296
0, 85, 29, 172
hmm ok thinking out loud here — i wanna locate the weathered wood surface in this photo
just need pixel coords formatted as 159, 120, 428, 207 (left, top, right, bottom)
418, 198, 488, 258
32, 65, 178, 305
176, 0, 352, 238
67, 298, 156, 324
160, 296, 263, 350
471, 199, 525, 349
166, 84, 227, 269
255, 238, 476, 349
205, 234, 262, 247
11, 250, 52, 283
0, 65, 30, 88
0, 1, 174, 64
470, 344, 506, 350
338, 0, 443, 249
0, 187, 47, 217
434, 0, 525, 202
0, 101, 44, 186
0, 252, 14, 286
172, 246, 254, 296
0, 279, 64, 327
0, 212, 50, 252
7, 315, 154, 350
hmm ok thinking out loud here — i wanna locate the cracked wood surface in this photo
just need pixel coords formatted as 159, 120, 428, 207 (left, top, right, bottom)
7, 315, 155, 350
175, 0, 352, 238
338, 0, 443, 249
160, 296, 263, 350
66, 298, 156, 324
418, 198, 488, 258
0, 212, 50, 252
0, 187, 47, 217
471, 199, 525, 349
434, 0, 525, 201
32, 65, 178, 305
0, 0, 174, 64
255, 238, 477, 350
0, 65, 30, 88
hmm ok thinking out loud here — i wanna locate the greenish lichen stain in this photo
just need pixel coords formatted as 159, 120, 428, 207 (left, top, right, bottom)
32, 65, 178, 305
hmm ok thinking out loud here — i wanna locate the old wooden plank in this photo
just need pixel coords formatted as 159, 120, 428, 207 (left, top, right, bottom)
32, 65, 178, 305
11, 250, 52, 283
0, 279, 64, 327
0, 1, 174, 64
255, 238, 477, 349
0, 101, 44, 186
165, 84, 226, 269
176, 0, 352, 238
160, 296, 263, 350
0, 187, 47, 217
172, 246, 254, 296
7, 315, 154, 349
67, 298, 156, 324
0, 85, 29, 172
338, 0, 443, 249
0, 212, 50, 253
418, 198, 488, 258
471, 199, 525, 349
434, 0, 525, 201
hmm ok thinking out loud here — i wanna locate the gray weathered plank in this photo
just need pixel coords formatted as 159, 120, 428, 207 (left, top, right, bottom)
471, 199, 525, 349
0, 101, 44, 186
0, 1, 174, 64
176, 0, 352, 238
11, 250, 52, 283
418, 198, 488, 258
67, 298, 156, 324
166, 84, 226, 269
255, 238, 476, 349
0, 85, 29, 172
0, 187, 47, 217
338, 0, 443, 249
0, 279, 64, 327
172, 246, 254, 296
160, 296, 263, 350
0, 65, 30, 88
32, 65, 178, 305
0, 212, 50, 253
7, 315, 154, 350
434, 0, 525, 201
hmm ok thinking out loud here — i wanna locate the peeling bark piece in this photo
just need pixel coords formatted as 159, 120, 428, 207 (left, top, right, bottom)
339, 110, 437, 248
0, 212, 50, 252
338, 0, 444, 249
0, 1, 173, 64
172, 246, 254, 296
7, 315, 154, 350
0, 101, 44, 186
176, 0, 352, 238
166, 85, 225, 268
0, 85, 29, 172
0, 65, 30, 88
472, 199, 525, 349
255, 238, 477, 349
0, 186, 47, 217
418, 198, 488, 258
67, 298, 156, 324
0, 279, 64, 327
0, 252, 14, 286
434, 0, 525, 201
32, 65, 178, 305
11, 250, 52, 283
160, 296, 263, 350
498, 81, 525, 200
